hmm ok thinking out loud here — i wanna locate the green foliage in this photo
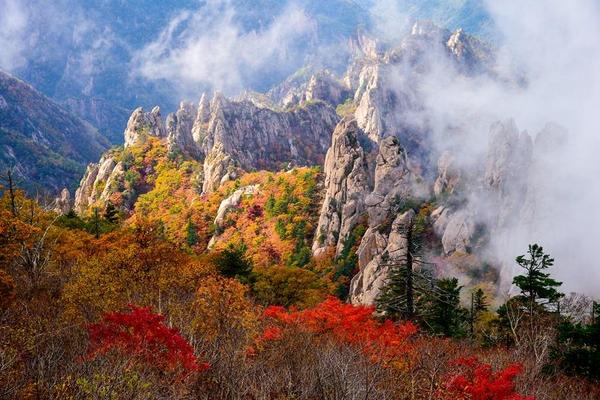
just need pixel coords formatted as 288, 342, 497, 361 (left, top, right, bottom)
214, 243, 253, 283
513, 244, 563, 309
186, 219, 198, 247
334, 223, 366, 298
554, 303, 600, 381
104, 203, 120, 224
422, 277, 468, 337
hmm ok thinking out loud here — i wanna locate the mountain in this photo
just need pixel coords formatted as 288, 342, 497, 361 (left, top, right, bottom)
71, 22, 519, 306
4, 0, 491, 146
0, 69, 109, 193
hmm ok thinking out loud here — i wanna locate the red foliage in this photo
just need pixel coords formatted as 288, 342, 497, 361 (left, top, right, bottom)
87, 305, 208, 375
262, 297, 417, 365
442, 357, 534, 400
247, 204, 264, 220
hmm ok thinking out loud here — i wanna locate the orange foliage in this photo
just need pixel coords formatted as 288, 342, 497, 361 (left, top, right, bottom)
261, 297, 418, 367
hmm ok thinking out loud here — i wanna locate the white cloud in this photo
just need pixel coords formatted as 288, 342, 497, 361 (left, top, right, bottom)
132, 0, 316, 96
0, 0, 28, 71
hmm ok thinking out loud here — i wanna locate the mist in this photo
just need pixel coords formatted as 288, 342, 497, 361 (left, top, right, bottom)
373, 0, 600, 295
132, 0, 316, 97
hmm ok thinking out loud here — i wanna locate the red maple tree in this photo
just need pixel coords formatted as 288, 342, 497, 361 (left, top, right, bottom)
87, 305, 208, 375
441, 357, 534, 400
262, 297, 417, 365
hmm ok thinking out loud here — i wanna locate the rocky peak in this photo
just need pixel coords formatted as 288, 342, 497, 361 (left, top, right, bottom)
123, 106, 166, 147
197, 93, 211, 124
312, 118, 371, 256
52, 188, 71, 215
433, 151, 460, 197
349, 28, 381, 61
485, 119, 533, 194
410, 20, 446, 39
349, 209, 416, 305
167, 101, 198, 156
200, 98, 339, 193
305, 72, 350, 106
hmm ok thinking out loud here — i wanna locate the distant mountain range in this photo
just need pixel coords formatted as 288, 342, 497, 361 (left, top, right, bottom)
0, 70, 108, 193
4, 0, 491, 146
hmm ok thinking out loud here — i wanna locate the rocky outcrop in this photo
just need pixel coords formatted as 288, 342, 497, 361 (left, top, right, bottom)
312, 119, 371, 256
433, 151, 460, 197
73, 155, 116, 214
349, 210, 415, 305
208, 185, 260, 249
365, 136, 428, 228
124, 106, 166, 147
304, 73, 350, 106
484, 119, 533, 229
314, 132, 428, 306
52, 188, 71, 215
167, 101, 198, 156
199, 93, 339, 193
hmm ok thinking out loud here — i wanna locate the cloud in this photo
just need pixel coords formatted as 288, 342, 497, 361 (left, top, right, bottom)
0, 0, 28, 70
393, 0, 600, 295
361, 0, 600, 296
132, 0, 316, 96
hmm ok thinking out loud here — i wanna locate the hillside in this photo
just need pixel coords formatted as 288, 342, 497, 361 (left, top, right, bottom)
0, 70, 109, 193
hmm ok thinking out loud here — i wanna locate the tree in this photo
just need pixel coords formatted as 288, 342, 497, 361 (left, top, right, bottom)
555, 302, 600, 381
87, 305, 206, 375
470, 288, 489, 336
186, 219, 198, 247
513, 244, 563, 315
103, 202, 119, 224
424, 277, 468, 337
213, 243, 253, 283
376, 215, 422, 320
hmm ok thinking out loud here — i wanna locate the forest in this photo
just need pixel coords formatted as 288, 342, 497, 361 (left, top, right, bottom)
0, 145, 598, 399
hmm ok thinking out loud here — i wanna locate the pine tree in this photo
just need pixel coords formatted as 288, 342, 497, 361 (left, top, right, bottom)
513, 243, 563, 315
470, 288, 488, 336
186, 219, 198, 247
376, 218, 421, 320
214, 243, 253, 283
424, 277, 468, 337
104, 202, 120, 224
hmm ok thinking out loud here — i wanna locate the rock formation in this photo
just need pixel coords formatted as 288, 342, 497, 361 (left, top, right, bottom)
52, 188, 71, 215
167, 102, 198, 156
208, 185, 260, 249
124, 106, 166, 147
198, 93, 339, 193
312, 119, 371, 256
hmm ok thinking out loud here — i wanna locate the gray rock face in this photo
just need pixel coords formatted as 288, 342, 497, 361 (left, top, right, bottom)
167, 102, 198, 156
199, 93, 339, 193
349, 210, 415, 305
53, 188, 71, 215
74, 155, 116, 214
304, 72, 350, 106
124, 106, 166, 148
434, 151, 460, 197
312, 119, 371, 256
484, 119, 533, 229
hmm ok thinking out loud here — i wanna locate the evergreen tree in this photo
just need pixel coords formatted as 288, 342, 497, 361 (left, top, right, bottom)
214, 243, 253, 283
376, 218, 422, 320
186, 219, 198, 247
470, 288, 489, 336
555, 302, 600, 381
91, 207, 100, 239
424, 277, 468, 337
104, 202, 120, 224
513, 244, 563, 315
